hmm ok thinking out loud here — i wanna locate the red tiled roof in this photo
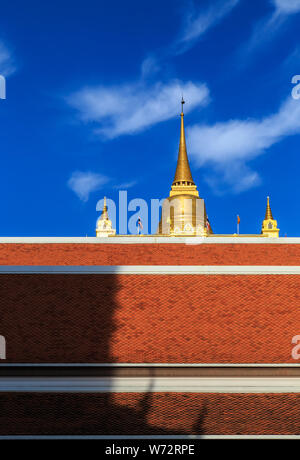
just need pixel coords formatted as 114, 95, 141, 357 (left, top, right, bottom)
0, 274, 298, 363
0, 242, 300, 265
0, 392, 300, 435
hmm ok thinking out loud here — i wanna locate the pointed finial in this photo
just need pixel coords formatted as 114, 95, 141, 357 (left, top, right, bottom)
172, 97, 194, 186
181, 96, 185, 115
265, 196, 273, 220
96, 196, 116, 237
100, 196, 109, 220
261, 195, 279, 237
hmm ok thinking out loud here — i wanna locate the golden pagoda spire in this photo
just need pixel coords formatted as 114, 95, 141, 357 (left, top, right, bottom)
96, 196, 116, 237
265, 196, 273, 220
261, 196, 279, 238
158, 97, 209, 237
100, 196, 109, 220
172, 97, 195, 186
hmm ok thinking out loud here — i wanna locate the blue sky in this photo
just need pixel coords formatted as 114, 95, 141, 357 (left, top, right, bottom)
1, 0, 300, 236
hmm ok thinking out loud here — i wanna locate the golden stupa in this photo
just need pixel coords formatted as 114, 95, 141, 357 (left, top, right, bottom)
158, 98, 211, 236
261, 196, 279, 238
96, 197, 116, 237
96, 99, 280, 238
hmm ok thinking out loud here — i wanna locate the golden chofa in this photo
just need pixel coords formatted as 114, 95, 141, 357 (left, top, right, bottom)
158, 98, 211, 236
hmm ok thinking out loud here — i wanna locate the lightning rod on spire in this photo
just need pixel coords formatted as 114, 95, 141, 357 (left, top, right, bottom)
181, 96, 185, 114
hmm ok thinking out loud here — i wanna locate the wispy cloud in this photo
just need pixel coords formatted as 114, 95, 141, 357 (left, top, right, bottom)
113, 180, 137, 189
239, 0, 300, 64
141, 0, 240, 74
0, 40, 16, 77
66, 1, 240, 138
272, 0, 300, 15
175, 0, 240, 55
187, 95, 300, 193
140, 55, 160, 78
67, 79, 209, 139
68, 171, 109, 202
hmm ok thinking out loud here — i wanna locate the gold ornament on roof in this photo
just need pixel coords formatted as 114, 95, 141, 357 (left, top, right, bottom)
157, 98, 210, 236
96, 197, 116, 237
261, 196, 279, 238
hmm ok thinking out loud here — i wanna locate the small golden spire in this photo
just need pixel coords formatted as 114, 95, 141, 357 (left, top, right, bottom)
265, 196, 273, 220
96, 196, 116, 237
172, 97, 195, 186
261, 196, 279, 238
100, 196, 109, 220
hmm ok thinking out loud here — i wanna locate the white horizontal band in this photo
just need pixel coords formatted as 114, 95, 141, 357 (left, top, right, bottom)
0, 435, 299, 439
0, 377, 300, 393
0, 236, 299, 244
1, 363, 298, 367
0, 265, 300, 274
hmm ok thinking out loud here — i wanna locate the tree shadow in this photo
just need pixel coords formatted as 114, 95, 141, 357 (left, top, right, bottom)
0, 272, 207, 436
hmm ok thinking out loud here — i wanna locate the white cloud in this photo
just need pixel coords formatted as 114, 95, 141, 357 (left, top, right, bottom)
67, 79, 209, 139
272, 0, 300, 14
113, 180, 137, 189
187, 96, 300, 192
176, 0, 240, 54
138, 1, 239, 77
239, 0, 300, 64
68, 171, 109, 202
204, 163, 261, 194
65, 0, 239, 138
0, 41, 16, 77
140, 55, 160, 78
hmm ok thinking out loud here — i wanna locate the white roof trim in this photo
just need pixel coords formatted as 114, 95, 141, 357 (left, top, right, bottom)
1, 265, 300, 274
0, 435, 299, 439
0, 376, 300, 393
1, 363, 298, 367
0, 236, 299, 244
